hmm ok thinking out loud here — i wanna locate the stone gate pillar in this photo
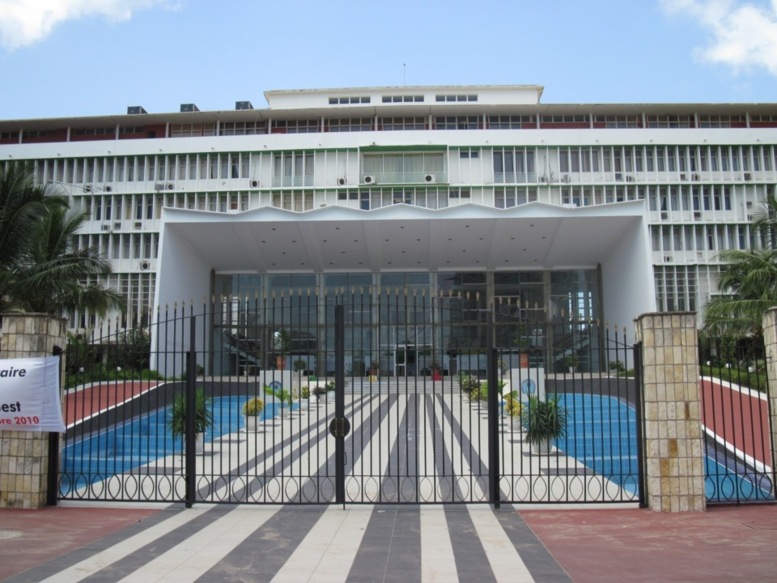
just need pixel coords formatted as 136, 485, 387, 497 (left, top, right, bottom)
761, 308, 777, 477
634, 312, 705, 512
0, 314, 67, 508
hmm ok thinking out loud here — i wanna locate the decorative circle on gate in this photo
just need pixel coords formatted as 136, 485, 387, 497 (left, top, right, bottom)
520, 378, 537, 396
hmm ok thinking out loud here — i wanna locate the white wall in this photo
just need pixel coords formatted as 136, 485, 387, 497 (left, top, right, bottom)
150, 212, 212, 375
600, 214, 656, 341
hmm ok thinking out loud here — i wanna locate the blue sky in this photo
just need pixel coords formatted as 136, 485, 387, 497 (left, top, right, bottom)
0, 0, 776, 120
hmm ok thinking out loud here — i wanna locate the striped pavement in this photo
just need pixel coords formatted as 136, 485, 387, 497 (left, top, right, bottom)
6, 503, 571, 583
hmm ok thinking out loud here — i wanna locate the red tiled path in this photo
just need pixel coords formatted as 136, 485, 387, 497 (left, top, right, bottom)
0, 506, 160, 581
63, 381, 160, 426
521, 505, 777, 583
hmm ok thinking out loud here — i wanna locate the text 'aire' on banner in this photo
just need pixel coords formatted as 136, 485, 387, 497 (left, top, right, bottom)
0, 356, 65, 432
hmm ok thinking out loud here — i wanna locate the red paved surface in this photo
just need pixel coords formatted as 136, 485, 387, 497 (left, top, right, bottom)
521, 505, 777, 583
700, 378, 771, 466
0, 506, 160, 581
64, 381, 160, 426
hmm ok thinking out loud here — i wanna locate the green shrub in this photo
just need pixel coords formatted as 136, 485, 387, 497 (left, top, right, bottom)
242, 397, 265, 416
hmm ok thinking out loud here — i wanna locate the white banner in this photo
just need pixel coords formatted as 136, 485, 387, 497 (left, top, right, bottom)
0, 356, 65, 432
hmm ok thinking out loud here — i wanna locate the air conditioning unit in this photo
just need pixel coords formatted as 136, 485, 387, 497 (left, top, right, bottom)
679, 173, 688, 181
100, 224, 111, 232
424, 174, 436, 183
664, 255, 672, 263
614, 173, 623, 181
134, 221, 142, 229
561, 174, 571, 183
154, 183, 166, 191
250, 179, 259, 188
363, 175, 377, 184
337, 177, 347, 186
83, 184, 93, 193
538, 176, 548, 183
139, 260, 151, 271
104, 185, 112, 192
167, 183, 175, 190
693, 211, 702, 220
625, 175, 635, 182
113, 222, 121, 230
743, 173, 752, 181
692, 174, 700, 181
660, 211, 668, 220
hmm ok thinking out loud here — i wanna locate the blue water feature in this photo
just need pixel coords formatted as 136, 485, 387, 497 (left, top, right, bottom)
553, 393, 640, 495
60, 396, 291, 492
555, 392, 774, 502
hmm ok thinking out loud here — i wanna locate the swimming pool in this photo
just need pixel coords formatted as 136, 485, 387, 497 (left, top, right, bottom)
555, 392, 774, 503
60, 396, 291, 492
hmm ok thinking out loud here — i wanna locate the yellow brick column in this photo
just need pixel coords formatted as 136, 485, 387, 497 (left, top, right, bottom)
0, 314, 67, 509
634, 312, 705, 512
762, 308, 777, 479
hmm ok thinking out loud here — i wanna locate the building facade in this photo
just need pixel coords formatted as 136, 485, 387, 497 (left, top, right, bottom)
1, 85, 775, 373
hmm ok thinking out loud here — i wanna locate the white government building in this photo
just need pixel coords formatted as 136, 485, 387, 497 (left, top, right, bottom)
1, 84, 775, 372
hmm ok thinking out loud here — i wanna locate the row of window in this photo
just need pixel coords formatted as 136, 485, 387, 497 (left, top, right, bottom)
652, 224, 751, 255
77, 183, 770, 222
7, 112, 777, 144
27, 144, 777, 192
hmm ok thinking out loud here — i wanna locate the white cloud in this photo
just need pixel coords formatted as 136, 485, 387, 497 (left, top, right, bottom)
662, 0, 777, 76
0, 0, 169, 50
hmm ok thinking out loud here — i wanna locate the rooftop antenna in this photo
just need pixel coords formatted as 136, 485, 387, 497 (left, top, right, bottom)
403, 63, 406, 86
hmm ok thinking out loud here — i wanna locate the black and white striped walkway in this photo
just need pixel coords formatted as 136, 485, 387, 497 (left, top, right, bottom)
7, 503, 571, 582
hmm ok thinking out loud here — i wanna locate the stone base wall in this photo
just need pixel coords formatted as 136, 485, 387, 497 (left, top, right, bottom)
635, 312, 705, 512
0, 314, 66, 509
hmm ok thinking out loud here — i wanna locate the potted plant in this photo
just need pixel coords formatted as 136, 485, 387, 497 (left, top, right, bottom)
322, 380, 336, 404
368, 361, 379, 381
169, 388, 214, 453
242, 397, 265, 432
264, 383, 295, 417
522, 395, 567, 454
513, 323, 530, 368
273, 329, 291, 370
565, 354, 579, 373
504, 391, 523, 430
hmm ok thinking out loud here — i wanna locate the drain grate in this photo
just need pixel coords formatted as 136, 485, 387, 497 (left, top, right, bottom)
0, 530, 22, 540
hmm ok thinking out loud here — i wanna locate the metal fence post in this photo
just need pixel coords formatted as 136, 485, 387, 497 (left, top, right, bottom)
46, 345, 64, 506
185, 314, 196, 508
487, 316, 500, 508
334, 304, 346, 507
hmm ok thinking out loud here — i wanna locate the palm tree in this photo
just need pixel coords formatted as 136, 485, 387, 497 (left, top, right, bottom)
702, 248, 777, 339
0, 164, 123, 317
702, 192, 777, 339
751, 192, 777, 251
0, 163, 67, 311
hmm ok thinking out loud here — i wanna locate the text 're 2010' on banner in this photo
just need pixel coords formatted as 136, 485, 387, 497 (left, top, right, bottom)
0, 356, 65, 432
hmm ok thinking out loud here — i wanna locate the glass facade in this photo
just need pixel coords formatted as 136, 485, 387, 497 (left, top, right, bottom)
212, 269, 601, 377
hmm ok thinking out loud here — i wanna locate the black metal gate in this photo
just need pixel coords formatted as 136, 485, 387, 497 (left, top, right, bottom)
58, 290, 642, 505
699, 337, 775, 504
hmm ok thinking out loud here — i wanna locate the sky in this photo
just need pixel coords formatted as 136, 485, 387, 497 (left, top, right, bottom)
0, 0, 776, 120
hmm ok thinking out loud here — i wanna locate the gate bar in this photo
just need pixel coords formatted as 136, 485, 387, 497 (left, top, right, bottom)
185, 314, 196, 508
633, 341, 647, 508
487, 318, 500, 508
334, 305, 346, 507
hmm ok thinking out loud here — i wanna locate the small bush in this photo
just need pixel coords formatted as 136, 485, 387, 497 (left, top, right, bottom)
242, 397, 265, 416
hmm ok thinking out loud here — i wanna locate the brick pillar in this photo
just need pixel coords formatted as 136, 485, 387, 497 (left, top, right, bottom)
634, 312, 705, 512
0, 314, 67, 508
762, 308, 777, 480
